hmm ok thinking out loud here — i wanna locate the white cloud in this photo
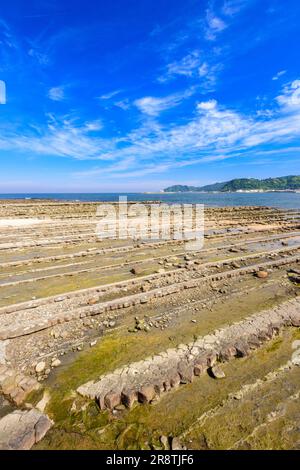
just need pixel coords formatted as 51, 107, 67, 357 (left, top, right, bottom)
48, 86, 65, 101
114, 99, 130, 110
2, 79, 300, 180
0, 80, 6, 104
197, 99, 218, 111
198, 62, 209, 77
272, 70, 287, 81
198, 62, 223, 90
277, 80, 300, 109
98, 89, 122, 100
160, 51, 201, 81
134, 89, 194, 116
84, 120, 103, 131
222, 0, 249, 16
28, 48, 50, 66
205, 9, 227, 40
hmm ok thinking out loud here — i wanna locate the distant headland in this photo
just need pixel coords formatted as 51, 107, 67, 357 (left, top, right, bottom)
164, 175, 300, 193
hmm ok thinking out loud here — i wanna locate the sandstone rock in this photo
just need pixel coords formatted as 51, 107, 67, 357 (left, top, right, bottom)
256, 270, 268, 279
131, 266, 141, 275
104, 391, 121, 410
289, 313, 300, 327
169, 373, 181, 388
35, 361, 46, 374
291, 352, 300, 366
138, 385, 156, 403
121, 389, 137, 408
206, 352, 217, 367
160, 435, 169, 450
210, 365, 226, 379
51, 359, 61, 368
194, 363, 206, 376
234, 340, 250, 357
219, 345, 236, 362
0, 409, 52, 450
87, 297, 98, 305
178, 362, 194, 384
247, 334, 261, 349
171, 437, 183, 450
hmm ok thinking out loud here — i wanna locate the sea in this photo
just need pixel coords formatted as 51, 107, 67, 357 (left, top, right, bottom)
0, 192, 300, 209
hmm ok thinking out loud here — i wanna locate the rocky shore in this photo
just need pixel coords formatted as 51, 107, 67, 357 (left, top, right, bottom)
0, 200, 299, 449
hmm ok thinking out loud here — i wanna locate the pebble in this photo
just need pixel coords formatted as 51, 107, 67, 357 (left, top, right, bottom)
51, 359, 61, 368
210, 365, 226, 379
35, 362, 46, 374
256, 270, 268, 279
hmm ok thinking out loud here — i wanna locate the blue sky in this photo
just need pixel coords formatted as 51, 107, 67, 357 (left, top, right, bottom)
0, 0, 300, 192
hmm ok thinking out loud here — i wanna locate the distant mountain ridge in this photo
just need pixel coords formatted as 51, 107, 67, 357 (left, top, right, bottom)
164, 176, 300, 193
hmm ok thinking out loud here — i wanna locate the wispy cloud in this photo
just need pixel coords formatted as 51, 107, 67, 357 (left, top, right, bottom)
272, 70, 287, 81
222, 0, 250, 16
28, 48, 50, 66
84, 120, 103, 131
98, 89, 122, 100
158, 50, 201, 82
134, 88, 194, 116
0, 80, 6, 104
48, 86, 65, 101
276, 80, 300, 109
205, 9, 227, 41
158, 50, 222, 91
114, 99, 130, 110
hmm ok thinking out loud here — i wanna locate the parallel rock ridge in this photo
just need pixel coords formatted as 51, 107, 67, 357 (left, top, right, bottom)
0, 252, 299, 342
77, 298, 300, 410
0, 365, 40, 405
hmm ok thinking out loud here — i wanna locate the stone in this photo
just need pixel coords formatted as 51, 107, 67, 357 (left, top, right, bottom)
256, 270, 268, 279
87, 297, 98, 305
178, 362, 194, 384
131, 266, 141, 275
138, 385, 156, 403
51, 359, 61, 368
234, 340, 250, 357
160, 435, 169, 450
104, 391, 121, 410
206, 351, 217, 367
219, 345, 236, 362
35, 361, 46, 374
247, 334, 261, 348
121, 389, 137, 408
291, 353, 300, 366
210, 365, 226, 379
171, 437, 183, 450
194, 363, 206, 376
169, 373, 181, 388
0, 409, 52, 450
289, 313, 300, 327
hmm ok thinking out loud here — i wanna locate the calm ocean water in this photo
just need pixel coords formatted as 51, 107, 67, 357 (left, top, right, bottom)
0, 192, 300, 209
